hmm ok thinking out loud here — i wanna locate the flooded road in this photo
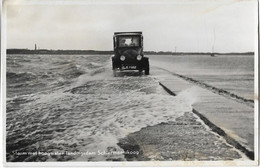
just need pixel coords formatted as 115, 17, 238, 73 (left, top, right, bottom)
6, 54, 192, 161
6, 54, 251, 161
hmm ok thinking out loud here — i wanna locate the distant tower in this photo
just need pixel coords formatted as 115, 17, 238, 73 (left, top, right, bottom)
35, 44, 37, 50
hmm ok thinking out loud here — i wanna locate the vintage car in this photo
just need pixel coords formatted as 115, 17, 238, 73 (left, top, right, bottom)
112, 32, 149, 75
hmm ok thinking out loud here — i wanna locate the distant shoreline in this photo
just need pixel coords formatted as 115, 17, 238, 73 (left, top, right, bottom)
6, 49, 254, 55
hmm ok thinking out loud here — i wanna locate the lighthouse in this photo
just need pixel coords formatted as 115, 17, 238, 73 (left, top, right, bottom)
35, 44, 37, 50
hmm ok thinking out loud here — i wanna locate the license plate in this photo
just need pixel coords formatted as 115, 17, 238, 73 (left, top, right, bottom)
122, 65, 136, 69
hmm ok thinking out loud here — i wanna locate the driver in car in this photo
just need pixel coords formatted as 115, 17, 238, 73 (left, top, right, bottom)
120, 39, 127, 46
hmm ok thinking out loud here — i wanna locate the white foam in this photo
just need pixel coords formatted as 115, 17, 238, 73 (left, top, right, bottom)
176, 86, 200, 106
43, 91, 193, 161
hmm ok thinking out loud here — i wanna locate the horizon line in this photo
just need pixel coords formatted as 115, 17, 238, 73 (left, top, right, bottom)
6, 48, 254, 54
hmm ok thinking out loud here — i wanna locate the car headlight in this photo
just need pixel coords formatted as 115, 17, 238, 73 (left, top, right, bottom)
137, 55, 142, 61
120, 55, 126, 61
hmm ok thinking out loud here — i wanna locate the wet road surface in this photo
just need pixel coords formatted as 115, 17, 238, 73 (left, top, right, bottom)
6, 54, 250, 161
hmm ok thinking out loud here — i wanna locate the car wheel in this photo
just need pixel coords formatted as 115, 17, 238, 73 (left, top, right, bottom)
144, 60, 149, 75
112, 59, 115, 70
145, 67, 149, 75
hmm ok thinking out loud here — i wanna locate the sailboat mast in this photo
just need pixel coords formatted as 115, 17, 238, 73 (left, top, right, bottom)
212, 28, 216, 53
211, 28, 216, 56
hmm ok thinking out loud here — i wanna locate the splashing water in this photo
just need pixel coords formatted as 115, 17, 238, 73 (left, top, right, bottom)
6, 54, 194, 162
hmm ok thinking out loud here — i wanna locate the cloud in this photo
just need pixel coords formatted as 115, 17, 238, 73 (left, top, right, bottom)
6, 1, 256, 52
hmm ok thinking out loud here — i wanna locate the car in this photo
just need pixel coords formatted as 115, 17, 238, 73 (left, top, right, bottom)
111, 32, 149, 76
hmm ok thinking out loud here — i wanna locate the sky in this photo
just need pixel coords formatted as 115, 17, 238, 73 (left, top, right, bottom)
6, 0, 257, 52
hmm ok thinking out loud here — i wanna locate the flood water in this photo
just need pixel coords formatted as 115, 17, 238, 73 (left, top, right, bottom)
6, 54, 254, 161
149, 54, 254, 100
6, 54, 192, 161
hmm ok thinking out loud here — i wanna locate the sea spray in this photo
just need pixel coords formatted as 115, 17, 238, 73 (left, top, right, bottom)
6, 54, 198, 161
176, 86, 200, 107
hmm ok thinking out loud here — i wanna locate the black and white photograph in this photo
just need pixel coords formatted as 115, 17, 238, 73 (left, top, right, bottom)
1, 0, 258, 166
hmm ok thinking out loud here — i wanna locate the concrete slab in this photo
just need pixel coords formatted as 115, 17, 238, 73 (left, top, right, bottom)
159, 76, 254, 160
118, 112, 244, 161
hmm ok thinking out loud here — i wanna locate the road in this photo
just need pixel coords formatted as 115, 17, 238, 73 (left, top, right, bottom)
6, 54, 254, 162
116, 67, 249, 161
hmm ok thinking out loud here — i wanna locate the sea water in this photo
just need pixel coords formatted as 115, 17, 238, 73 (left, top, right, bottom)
6, 54, 254, 161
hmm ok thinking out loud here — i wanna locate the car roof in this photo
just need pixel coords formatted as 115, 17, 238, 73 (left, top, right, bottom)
114, 32, 142, 36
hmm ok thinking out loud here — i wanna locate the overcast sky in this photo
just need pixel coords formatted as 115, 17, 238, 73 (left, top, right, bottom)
6, 0, 256, 52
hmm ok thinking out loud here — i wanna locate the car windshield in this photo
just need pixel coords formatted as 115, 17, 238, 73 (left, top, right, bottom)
118, 36, 140, 47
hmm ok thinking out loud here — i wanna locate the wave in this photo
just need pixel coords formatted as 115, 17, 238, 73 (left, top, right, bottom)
61, 63, 85, 79
7, 61, 22, 67
86, 62, 103, 69
7, 63, 86, 98
7, 72, 37, 84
